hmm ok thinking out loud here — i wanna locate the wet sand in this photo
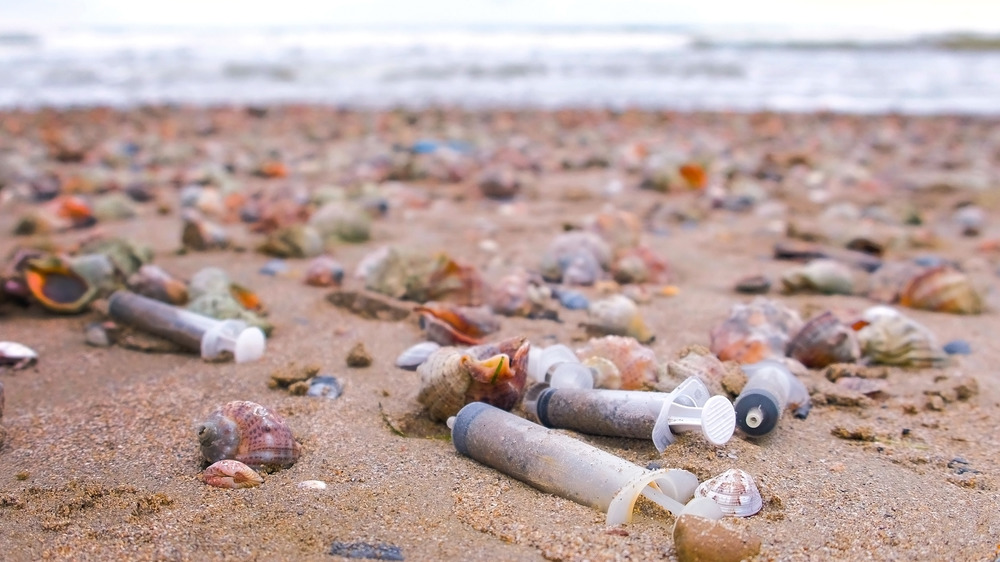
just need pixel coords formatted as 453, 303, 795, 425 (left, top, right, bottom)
1, 107, 999, 561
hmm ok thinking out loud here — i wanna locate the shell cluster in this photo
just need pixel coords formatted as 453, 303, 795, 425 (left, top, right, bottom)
695, 468, 763, 518
709, 297, 803, 364
199, 459, 264, 489
417, 336, 530, 422
575, 335, 663, 390
197, 400, 301, 471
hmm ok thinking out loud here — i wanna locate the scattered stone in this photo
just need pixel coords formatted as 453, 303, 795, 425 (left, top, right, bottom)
288, 381, 311, 396
307, 376, 343, 399
925, 394, 946, 411
824, 363, 888, 382
733, 274, 771, 295
347, 342, 373, 368
943, 340, 972, 355
831, 425, 876, 441
297, 480, 328, 490
84, 321, 119, 348
720, 362, 748, 396
329, 541, 404, 561
835, 376, 889, 398
269, 363, 321, 389
673, 514, 762, 562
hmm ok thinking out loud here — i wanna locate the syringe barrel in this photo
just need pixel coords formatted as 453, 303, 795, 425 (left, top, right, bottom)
108, 290, 213, 353
534, 388, 663, 439
452, 402, 651, 512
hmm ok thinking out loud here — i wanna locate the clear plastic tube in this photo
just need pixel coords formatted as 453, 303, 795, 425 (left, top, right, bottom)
734, 360, 811, 437
450, 402, 722, 525
108, 290, 265, 363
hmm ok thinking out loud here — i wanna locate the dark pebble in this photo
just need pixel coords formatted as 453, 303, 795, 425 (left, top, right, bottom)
943, 340, 972, 355
734, 274, 771, 295
329, 541, 404, 561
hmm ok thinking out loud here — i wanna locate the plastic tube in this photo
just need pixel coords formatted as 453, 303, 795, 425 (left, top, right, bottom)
734, 360, 811, 437
108, 290, 265, 363
524, 377, 735, 452
527, 344, 595, 389
450, 402, 722, 525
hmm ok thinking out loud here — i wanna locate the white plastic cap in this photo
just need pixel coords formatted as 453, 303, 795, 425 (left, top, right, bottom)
201, 320, 266, 363
234, 327, 266, 363
546, 362, 595, 389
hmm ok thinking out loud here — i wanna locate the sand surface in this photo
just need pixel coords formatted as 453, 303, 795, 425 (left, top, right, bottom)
1, 108, 999, 561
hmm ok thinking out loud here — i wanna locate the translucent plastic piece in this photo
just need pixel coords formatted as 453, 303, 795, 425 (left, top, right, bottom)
451, 402, 723, 525
109, 290, 265, 363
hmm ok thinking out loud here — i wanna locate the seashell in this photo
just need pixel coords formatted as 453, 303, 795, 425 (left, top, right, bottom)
70, 253, 123, 295
92, 193, 137, 222
188, 267, 231, 300
364, 247, 485, 305
865, 261, 927, 303
256, 225, 323, 258
785, 311, 860, 369
229, 283, 264, 312
52, 195, 96, 229
297, 480, 328, 490
489, 269, 553, 318
780, 259, 854, 295
416, 336, 530, 422
586, 209, 642, 252
395, 341, 441, 371
304, 256, 345, 287
25, 256, 98, 314
709, 297, 803, 364
575, 335, 663, 390
309, 202, 371, 243
953, 205, 985, 237
197, 400, 301, 471
77, 238, 152, 277
581, 356, 621, 389
187, 293, 273, 336
306, 375, 343, 399
664, 345, 730, 397
416, 302, 500, 346
85, 321, 120, 347
259, 259, 290, 277
181, 211, 230, 251
199, 459, 264, 489
611, 246, 670, 285
127, 265, 188, 305
477, 166, 521, 199
553, 288, 589, 310
854, 306, 947, 367
0, 341, 38, 370
582, 295, 654, 343
12, 210, 70, 235
898, 266, 982, 315
943, 340, 972, 355
733, 274, 771, 295
694, 468, 763, 518
539, 231, 611, 284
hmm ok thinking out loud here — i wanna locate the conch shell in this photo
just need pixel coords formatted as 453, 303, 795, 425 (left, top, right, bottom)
899, 266, 983, 315
199, 459, 264, 489
25, 256, 98, 314
854, 306, 946, 367
694, 468, 763, 518
785, 311, 860, 369
709, 297, 803, 364
197, 401, 301, 471
575, 335, 664, 390
417, 336, 530, 422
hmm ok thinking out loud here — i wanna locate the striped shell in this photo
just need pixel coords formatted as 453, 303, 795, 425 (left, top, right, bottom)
197, 401, 301, 471
709, 297, 803, 364
695, 468, 763, 518
786, 311, 860, 369
780, 259, 854, 295
899, 266, 983, 315
199, 459, 264, 489
855, 306, 946, 367
575, 335, 664, 390
416, 337, 530, 422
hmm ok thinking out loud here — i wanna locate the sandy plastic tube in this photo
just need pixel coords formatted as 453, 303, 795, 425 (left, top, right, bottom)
108, 290, 265, 363
524, 377, 735, 452
450, 402, 723, 525
734, 360, 811, 437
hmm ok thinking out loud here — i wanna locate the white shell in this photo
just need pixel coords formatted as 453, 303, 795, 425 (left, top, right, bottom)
0, 341, 38, 366
296, 480, 328, 490
395, 341, 441, 371
695, 468, 763, 518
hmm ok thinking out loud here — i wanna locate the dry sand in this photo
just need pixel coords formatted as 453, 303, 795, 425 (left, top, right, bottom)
0, 108, 999, 561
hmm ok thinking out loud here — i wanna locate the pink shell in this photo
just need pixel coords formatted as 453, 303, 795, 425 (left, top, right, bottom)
200, 459, 264, 489
576, 335, 663, 390
197, 401, 301, 471
695, 468, 763, 517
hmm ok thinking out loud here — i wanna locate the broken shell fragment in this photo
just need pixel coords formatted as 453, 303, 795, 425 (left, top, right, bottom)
307, 375, 343, 399
780, 259, 854, 295
181, 211, 230, 251
416, 302, 500, 345
395, 341, 440, 371
417, 336, 530, 422
539, 231, 611, 285
0, 341, 38, 370
854, 306, 947, 367
582, 295, 654, 343
575, 335, 663, 390
898, 266, 982, 315
199, 459, 264, 489
25, 257, 98, 314
197, 400, 301, 471
785, 311, 860, 369
694, 468, 763, 518
709, 297, 803, 364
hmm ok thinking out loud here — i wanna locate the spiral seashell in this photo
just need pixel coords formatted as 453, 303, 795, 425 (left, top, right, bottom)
416, 336, 530, 422
395, 341, 441, 371
199, 459, 264, 489
575, 335, 663, 390
582, 295, 654, 343
780, 259, 854, 295
854, 306, 947, 367
898, 266, 982, 315
197, 401, 301, 471
709, 297, 803, 364
695, 468, 763, 518
785, 311, 860, 369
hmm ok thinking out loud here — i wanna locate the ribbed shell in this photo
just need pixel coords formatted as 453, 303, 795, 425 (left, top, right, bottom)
197, 401, 301, 471
695, 468, 763, 517
416, 349, 471, 422
856, 307, 946, 367
899, 266, 982, 315
200, 459, 264, 489
786, 311, 860, 368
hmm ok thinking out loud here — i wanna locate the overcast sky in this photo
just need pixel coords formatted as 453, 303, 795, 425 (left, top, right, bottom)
2, 0, 998, 32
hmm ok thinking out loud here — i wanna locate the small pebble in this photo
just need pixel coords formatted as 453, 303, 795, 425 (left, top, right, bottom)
329, 541, 404, 561
346, 342, 373, 368
673, 514, 761, 562
556, 289, 589, 310
307, 376, 343, 399
259, 259, 289, 276
296, 480, 328, 490
734, 274, 771, 295
395, 342, 439, 370
943, 339, 972, 355
84, 322, 117, 348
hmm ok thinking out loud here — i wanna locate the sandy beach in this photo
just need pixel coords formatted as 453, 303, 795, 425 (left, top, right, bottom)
1, 106, 999, 561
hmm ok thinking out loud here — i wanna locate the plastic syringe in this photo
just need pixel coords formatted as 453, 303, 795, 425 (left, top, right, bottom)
108, 290, 265, 363
733, 360, 811, 437
524, 376, 735, 452
450, 402, 723, 525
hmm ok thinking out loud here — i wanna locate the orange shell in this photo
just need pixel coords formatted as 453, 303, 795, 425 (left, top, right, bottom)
679, 162, 708, 189
899, 266, 982, 315
25, 258, 97, 314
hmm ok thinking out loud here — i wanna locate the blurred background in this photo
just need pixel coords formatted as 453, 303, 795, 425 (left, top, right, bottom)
1, 0, 999, 113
